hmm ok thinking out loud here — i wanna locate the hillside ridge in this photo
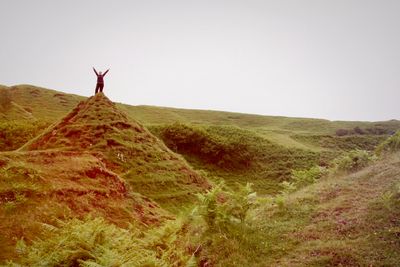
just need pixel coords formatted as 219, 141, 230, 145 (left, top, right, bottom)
2, 84, 399, 127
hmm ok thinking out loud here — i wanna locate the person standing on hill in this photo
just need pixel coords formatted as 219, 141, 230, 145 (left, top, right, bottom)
93, 67, 109, 94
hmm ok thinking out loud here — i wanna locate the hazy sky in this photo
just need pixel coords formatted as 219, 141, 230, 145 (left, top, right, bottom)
1, 0, 399, 121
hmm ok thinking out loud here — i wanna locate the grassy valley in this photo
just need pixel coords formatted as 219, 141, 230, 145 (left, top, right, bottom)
1, 84, 398, 193
0, 84, 399, 266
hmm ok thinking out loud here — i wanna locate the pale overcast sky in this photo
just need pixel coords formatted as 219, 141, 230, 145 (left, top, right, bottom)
1, 0, 399, 121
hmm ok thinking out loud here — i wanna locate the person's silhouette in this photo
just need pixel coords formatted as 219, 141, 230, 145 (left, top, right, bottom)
93, 67, 109, 94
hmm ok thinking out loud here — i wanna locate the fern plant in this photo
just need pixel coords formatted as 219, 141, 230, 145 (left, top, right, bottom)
8, 216, 193, 267
280, 165, 327, 194
194, 182, 257, 232
333, 149, 375, 173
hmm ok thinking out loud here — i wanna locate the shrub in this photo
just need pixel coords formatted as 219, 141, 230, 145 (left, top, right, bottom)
336, 129, 349, 136
354, 126, 365, 135
192, 183, 262, 266
365, 126, 389, 135
281, 166, 327, 193
376, 131, 400, 156
194, 182, 257, 232
0, 121, 49, 151
333, 149, 375, 173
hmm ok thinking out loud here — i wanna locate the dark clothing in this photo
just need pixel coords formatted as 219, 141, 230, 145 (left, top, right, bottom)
97, 75, 104, 84
95, 83, 104, 93
93, 68, 109, 94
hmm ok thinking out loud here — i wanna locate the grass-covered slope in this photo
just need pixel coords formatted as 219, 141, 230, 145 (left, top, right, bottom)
150, 123, 320, 194
0, 85, 84, 122
376, 131, 400, 155
0, 92, 210, 263
1, 84, 399, 266
120, 104, 400, 135
259, 153, 400, 266
1, 84, 396, 195
19, 93, 210, 208
197, 151, 400, 266
0, 150, 169, 262
2, 84, 400, 137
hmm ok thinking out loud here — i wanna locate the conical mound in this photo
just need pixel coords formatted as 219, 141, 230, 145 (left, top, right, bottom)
21, 93, 209, 207
21, 93, 140, 151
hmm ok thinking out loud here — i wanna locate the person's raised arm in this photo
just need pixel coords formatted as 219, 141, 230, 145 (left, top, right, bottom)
103, 69, 110, 76
93, 67, 98, 76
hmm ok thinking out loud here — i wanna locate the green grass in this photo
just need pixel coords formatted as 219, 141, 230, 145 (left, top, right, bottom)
249, 152, 400, 266
17, 93, 210, 211
1, 84, 400, 266
1, 84, 392, 197
146, 121, 390, 196
376, 130, 400, 155
0, 150, 172, 262
0, 121, 49, 151
292, 134, 387, 152
192, 152, 400, 266
0, 85, 84, 122
2, 84, 400, 144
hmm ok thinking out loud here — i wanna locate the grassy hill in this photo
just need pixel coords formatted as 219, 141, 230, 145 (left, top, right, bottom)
1, 84, 398, 194
20, 93, 210, 209
0, 85, 84, 122
197, 151, 400, 266
2, 84, 399, 136
0, 84, 399, 266
0, 92, 211, 263
0, 150, 170, 261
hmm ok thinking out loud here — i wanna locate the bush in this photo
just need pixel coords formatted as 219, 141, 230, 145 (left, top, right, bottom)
335, 126, 393, 136
194, 182, 257, 232
336, 129, 349, 136
192, 183, 262, 266
376, 131, 400, 156
365, 126, 389, 135
0, 121, 49, 151
333, 149, 375, 173
354, 126, 365, 135
281, 166, 327, 193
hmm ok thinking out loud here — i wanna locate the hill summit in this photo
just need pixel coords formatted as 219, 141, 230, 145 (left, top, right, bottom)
21, 93, 209, 207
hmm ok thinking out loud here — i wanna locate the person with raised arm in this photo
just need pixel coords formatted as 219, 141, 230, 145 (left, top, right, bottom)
93, 67, 110, 94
